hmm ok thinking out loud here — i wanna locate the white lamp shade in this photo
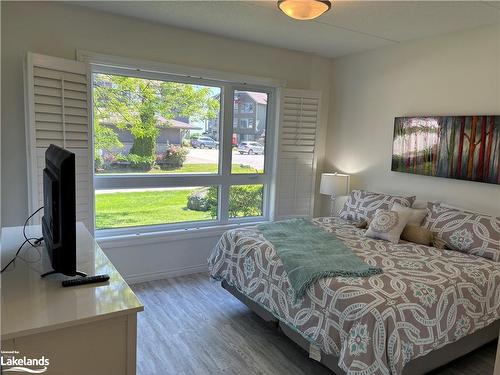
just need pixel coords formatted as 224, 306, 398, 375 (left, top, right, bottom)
320, 173, 350, 196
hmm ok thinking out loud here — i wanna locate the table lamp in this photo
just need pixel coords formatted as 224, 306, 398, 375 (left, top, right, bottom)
320, 172, 350, 216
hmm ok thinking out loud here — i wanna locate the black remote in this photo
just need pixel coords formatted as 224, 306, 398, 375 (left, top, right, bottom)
62, 274, 110, 287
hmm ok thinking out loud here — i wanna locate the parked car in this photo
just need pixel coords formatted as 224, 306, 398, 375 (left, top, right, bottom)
237, 141, 265, 155
191, 136, 219, 149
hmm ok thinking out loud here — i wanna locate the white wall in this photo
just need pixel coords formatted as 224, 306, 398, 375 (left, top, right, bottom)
324, 24, 500, 216
98, 228, 224, 284
1, 2, 330, 280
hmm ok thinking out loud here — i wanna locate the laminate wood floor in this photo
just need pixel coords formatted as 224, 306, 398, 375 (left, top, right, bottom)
132, 273, 497, 375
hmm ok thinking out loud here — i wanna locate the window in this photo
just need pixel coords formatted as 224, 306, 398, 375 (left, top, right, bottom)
241, 103, 254, 113
93, 73, 221, 175
232, 90, 267, 174
239, 119, 249, 128
95, 186, 219, 229
92, 66, 275, 234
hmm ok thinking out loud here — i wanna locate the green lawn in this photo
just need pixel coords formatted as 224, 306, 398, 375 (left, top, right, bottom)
159, 163, 261, 174
95, 189, 213, 229
98, 163, 262, 174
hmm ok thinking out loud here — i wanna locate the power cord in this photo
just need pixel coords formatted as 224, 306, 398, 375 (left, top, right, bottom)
23, 206, 44, 247
1, 237, 42, 273
1, 207, 44, 274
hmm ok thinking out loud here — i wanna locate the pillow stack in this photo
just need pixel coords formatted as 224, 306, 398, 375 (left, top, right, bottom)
339, 190, 422, 244
363, 203, 432, 244
339, 190, 500, 259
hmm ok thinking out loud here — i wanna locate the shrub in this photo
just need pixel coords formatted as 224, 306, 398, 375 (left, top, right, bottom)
206, 187, 218, 217
94, 155, 103, 171
103, 153, 117, 164
228, 185, 263, 217
156, 146, 188, 169
127, 153, 155, 171
205, 185, 263, 218
129, 134, 155, 161
114, 154, 128, 163
187, 188, 211, 211
98, 153, 117, 171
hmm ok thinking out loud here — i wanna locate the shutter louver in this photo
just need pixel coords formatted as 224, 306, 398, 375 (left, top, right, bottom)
25, 53, 93, 230
275, 89, 321, 219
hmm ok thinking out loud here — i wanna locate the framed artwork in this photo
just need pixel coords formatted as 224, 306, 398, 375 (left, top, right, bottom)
392, 116, 500, 184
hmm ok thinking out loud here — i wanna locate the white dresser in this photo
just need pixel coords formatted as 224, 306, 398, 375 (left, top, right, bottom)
1, 223, 143, 375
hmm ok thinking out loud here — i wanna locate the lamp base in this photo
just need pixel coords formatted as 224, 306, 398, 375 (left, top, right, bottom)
330, 195, 337, 217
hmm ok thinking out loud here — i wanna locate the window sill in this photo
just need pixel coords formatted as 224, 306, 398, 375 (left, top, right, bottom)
96, 220, 270, 249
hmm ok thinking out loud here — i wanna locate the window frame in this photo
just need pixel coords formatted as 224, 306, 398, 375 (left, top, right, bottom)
90, 64, 277, 238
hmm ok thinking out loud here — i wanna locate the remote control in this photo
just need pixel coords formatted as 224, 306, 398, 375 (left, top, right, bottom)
62, 274, 110, 287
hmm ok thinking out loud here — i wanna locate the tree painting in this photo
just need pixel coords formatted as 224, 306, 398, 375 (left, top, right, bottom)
392, 116, 500, 184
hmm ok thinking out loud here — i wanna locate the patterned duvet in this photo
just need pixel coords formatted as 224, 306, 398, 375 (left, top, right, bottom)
208, 217, 500, 375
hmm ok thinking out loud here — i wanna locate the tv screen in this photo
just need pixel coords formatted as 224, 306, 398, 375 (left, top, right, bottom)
42, 144, 78, 277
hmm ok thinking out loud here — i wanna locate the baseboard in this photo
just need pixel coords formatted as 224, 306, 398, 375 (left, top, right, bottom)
124, 264, 209, 284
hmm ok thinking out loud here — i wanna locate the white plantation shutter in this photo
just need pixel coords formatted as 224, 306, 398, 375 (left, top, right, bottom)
25, 53, 93, 230
275, 89, 321, 219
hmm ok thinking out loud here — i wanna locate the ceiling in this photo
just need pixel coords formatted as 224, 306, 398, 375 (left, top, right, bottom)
74, 1, 500, 58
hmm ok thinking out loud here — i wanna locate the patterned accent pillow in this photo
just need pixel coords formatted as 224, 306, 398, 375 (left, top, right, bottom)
365, 209, 410, 244
423, 203, 500, 262
339, 190, 416, 222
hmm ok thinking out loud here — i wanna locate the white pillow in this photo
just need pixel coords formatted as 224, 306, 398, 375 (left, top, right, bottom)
365, 209, 411, 244
391, 202, 427, 226
411, 200, 428, 209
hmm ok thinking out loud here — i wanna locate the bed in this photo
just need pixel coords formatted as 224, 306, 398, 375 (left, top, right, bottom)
208, 217, 500, 375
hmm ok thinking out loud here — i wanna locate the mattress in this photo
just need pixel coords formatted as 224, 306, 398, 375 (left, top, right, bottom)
208, 217, 500, 375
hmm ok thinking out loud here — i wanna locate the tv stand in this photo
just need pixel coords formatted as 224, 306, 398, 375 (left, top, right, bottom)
40, 270, 87, 278
1, 222, 143, 375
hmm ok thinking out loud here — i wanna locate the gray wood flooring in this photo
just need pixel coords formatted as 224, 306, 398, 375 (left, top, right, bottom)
132, 273, 497, 375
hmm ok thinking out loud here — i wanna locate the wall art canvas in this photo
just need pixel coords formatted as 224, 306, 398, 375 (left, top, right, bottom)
392, 116, 500, 184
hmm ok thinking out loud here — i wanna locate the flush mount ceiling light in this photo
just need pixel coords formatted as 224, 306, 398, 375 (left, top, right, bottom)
277, 0, 332, 20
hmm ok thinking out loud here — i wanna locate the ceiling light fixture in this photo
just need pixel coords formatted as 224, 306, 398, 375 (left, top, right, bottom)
277, 0, 332, 21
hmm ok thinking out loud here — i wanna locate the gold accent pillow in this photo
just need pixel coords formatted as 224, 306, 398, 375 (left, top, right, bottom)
432, 236, 449, 250
400, 224, 433, 246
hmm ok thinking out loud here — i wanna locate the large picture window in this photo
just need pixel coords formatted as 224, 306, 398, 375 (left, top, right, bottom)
92, 66, 275, 235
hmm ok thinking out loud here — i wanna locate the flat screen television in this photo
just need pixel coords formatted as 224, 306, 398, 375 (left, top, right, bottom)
41, 144, 85, 277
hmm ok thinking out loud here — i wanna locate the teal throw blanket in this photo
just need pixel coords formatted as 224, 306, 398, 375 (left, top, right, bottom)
257, 219, 382, 300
